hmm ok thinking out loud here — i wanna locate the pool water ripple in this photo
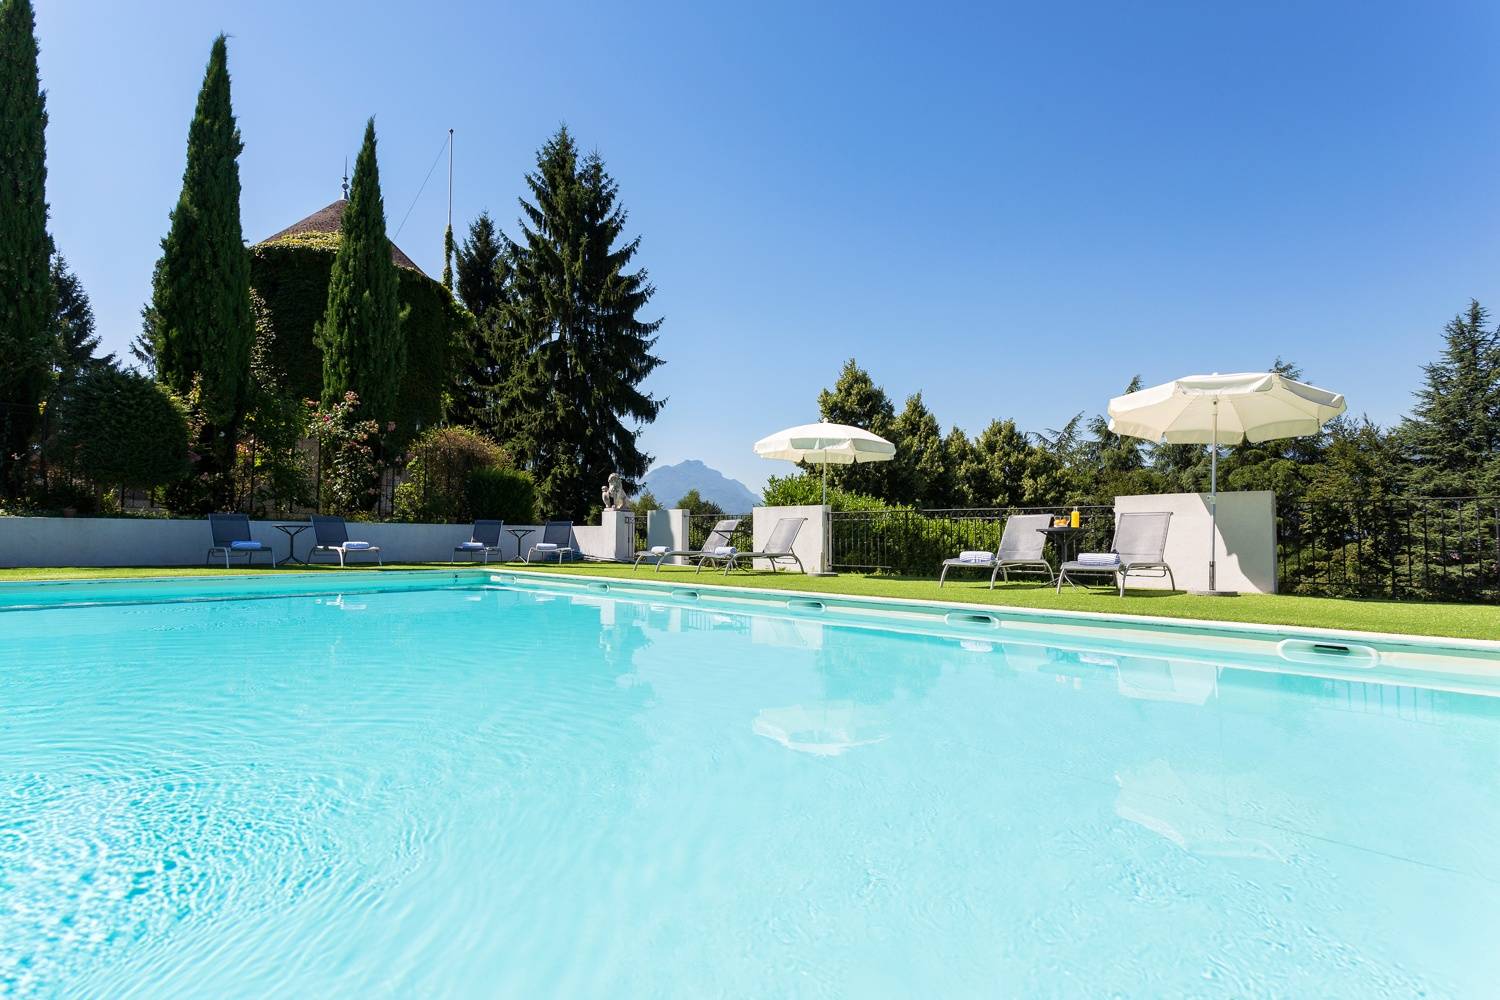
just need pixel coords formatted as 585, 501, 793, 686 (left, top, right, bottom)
1, 584, 1497, 996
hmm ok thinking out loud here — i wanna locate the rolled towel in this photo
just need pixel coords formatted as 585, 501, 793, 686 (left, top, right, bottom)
1076, 552, 1120, 567
712, 545, 737, 556
649, 546, 668, 554
342, 540, 373, 550
533, 542, 559, 551
229, 540, 264, 551
958, 550, 992, 563
457, 541, 486, 550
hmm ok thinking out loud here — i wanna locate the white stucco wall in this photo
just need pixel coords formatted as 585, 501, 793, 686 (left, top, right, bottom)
751, 505, 827, 574
646, 509, 690, 564
1112, 491, 1277, 593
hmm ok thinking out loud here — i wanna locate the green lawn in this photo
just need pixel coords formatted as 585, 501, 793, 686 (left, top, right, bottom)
1, 562, 1496, 641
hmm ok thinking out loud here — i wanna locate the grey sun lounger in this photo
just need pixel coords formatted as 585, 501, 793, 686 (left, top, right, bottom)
309, 514, 382, 567
1056, 511, 1174, 596
453, 519, 504, 564
698, 516, 806, 575
633, 518, 742, 571
206, 512, 275, 569
526, 520, 576, 563
939, 513, 1055, 588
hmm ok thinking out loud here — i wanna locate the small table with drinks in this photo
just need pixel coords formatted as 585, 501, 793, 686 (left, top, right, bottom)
1037, 513, 1087, 567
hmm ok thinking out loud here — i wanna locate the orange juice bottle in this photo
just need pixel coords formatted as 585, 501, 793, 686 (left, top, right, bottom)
1070, 507, 1080, 529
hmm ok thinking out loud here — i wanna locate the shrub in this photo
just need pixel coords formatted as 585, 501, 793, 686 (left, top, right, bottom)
307, 391, 381, 514
465, 466, 538, 523
761, 472, 889, 512
56, 367, 190, 493
394, 426, 510, 523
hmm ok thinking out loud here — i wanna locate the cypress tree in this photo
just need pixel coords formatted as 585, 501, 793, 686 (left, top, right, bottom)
442, 223, 454, 291
317, 118, 406, 425
150, 34, 254, 491
0, 0, 54, 499
496, 126, 664, 517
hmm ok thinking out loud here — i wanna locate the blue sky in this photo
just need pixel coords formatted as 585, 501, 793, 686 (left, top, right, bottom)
36, 0, 1500, 489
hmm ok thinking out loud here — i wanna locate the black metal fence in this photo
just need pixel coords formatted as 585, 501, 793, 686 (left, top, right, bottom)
830, 506, 1114, 575
828, 498, 1500, 601
687, 512, 753, 552
1277, 496, 1500, 600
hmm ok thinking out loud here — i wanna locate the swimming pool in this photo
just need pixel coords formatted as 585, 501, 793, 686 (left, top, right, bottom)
2, 572, 1497, 996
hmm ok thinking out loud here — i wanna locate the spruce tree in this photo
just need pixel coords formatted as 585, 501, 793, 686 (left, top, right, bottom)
456, 211, 508, 319
317, 118, 407, 426
51, 253, 112, 387
150, 34, 254, 494
0, 0, 54, 499
448, 211, 510, 429
1400, 300, 1500, 495
496, 126, 664, 517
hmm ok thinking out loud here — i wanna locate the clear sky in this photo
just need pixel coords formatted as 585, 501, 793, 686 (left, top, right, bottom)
35, 0, 1500, 489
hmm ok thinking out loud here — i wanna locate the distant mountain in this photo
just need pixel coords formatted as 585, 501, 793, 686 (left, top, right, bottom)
639, 460, 760, 512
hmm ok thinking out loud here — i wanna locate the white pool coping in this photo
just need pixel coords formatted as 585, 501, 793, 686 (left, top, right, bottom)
491, 567, 1500, 655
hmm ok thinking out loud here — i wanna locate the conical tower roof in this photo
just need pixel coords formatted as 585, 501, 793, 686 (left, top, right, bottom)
257, 199, 423, 274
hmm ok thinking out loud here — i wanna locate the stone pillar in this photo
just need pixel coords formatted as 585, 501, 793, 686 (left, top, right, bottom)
599, 508, 637, 563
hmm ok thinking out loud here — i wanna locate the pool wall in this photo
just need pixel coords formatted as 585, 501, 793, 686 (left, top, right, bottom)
490, 569, 1500, 689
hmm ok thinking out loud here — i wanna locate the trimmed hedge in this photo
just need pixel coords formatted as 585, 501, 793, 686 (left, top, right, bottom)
249, 239, 473, 442
57, 367, 190, 491
466, 467, 538, 524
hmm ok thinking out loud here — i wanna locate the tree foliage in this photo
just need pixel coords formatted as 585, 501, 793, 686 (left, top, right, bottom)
1399, 300, 1500, 496
150, 34, 253, 444
56, 367, 189, 492
449, 211, 510, 430
0, 0, 54, 498
50, 253, 111, 390
393, 425, 511, 522
493, 126, 665, 519
317, 118, 407, 426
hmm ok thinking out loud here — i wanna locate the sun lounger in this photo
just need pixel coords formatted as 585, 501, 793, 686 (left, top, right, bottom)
1056, 511, 1174, 596
938, 513, 1055, 587
206, 512, 274, 569
309, 515, 382, 567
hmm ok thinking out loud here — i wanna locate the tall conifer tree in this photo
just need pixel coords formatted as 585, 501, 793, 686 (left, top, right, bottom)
150, 34, 253, 491
496, 126, 663, 517
0, 0, 54, 499
317, 118, 406, 425
1400, 300, 1500, 495
449, 211, 509, 430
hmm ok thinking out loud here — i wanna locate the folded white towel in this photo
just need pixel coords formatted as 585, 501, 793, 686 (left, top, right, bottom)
958, 550, 992, 563
533, 542, 559, 550
1076, 552, 1119, 567
649, 545, 668, 554
712, 545, 736, 556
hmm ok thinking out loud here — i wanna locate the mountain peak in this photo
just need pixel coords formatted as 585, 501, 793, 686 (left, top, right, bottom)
640, 460, 760, 512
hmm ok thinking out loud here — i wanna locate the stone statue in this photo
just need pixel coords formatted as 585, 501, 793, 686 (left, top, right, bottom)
602, 472, 629, 511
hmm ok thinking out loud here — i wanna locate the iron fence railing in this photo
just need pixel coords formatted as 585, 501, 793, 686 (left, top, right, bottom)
830, 506, 1115, 575
687, 511, 753, 552
1277, 496, 1500, 600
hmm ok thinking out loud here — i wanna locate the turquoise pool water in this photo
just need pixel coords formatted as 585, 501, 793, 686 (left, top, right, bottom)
2, 578, 1497, 996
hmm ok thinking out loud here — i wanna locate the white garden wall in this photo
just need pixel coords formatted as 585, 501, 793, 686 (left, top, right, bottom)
1113, 491, 1277, 594
0, 516, 634, 568
751, 505, 828, 574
